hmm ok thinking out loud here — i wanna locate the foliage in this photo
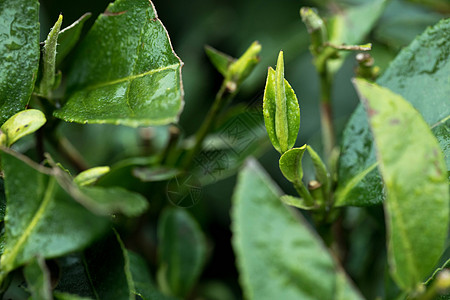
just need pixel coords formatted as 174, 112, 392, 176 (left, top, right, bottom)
0, 0, 449, 299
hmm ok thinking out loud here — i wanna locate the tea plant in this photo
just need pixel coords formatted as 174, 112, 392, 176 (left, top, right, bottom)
0, 0, 449, 299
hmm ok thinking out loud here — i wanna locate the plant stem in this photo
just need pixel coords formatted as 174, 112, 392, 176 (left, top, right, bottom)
182, 82, 235, 169
293, 181, 315, 206
318, 66, 335, 163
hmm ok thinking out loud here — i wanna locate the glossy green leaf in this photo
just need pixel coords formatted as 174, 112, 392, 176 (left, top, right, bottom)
0, 0, 40, 125
205, 45, 235, 77
157, 208, 207, 297
337, 18, 450, 206
231, 159, 363, 300
327, 0, 386, 74
38, 14, 63, 97
132, 166, 180, 182
354, 78, 449, 291
54, 0, 184, 127
56, 13, 91, 67
0, 109, 46, 147
279, 146, 306, 183
263, 62, 300, 154
0, 150, 109, 282
73, 166, 110, 186
23, 256, 52, 300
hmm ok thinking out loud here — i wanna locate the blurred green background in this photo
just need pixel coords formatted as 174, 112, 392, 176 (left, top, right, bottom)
36, 0, 449, 298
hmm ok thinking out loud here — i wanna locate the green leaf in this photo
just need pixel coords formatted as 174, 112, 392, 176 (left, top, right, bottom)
0, 0, 40, 125
54, 0, 184, 127
205, 45, 235, 77
23, 256, 52, 300
38, 14, 63, 98
337, 18, 450, 206
0, 178, 5, 222
157, 208, 207, 297
227, 41, 261, 89
279, 146, 306, 183
82, 230, 175, 300
327, 0, 386, 74
53, 292, 93, 300
78, 186, 148, 217
56, 13, 91, 67
354, 78, 449, 291
73, 166, 110, 186
231, 158, 363, 300
280, 195, 316, 210
263, 57, 300, 154
0, 150, 109, 282
0, 109, 46, 147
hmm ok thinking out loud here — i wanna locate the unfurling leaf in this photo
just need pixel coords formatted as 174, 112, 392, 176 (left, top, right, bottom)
279, 145, 306, 184
38, 14, 63, 97
227, 41, 261, 91
0, 109, 46, 147
263, 51, 300, 154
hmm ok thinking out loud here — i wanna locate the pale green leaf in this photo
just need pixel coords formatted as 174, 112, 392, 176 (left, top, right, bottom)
0, 0, 40, 125
337, 18, 450, 206
73, 166, 110, 186
263, 66, 300, 154
280, 195, 316, 210
0, 109, 46, 147
279, 146, 307, 183
157, 208, 207, 297
54, 0, 184, 127
354, 78, 449, 291
231, 158, 363, 300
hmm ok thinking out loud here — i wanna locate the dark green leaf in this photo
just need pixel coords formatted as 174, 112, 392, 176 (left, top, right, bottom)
56, 13, 91, 67
204, 45, 235, 77
54, 0, 184, 127
0, 0, 40, 125
83, 230, 175, 300
231, 159, 363, 300
53, 292, 93, 300
337, 18, 450, 206
279, 146, 306, 183
79, 186, 148, 217
0, 109, 46, 147
354, 79, 449, 291
0, 178, 5, 222
157, 208, 207, 297
0, 150, 109, 282
23, 256, 52, 300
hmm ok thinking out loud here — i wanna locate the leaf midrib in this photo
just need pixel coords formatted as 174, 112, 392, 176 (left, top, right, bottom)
77, 63, 180, 92
2, 177, 56, 272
